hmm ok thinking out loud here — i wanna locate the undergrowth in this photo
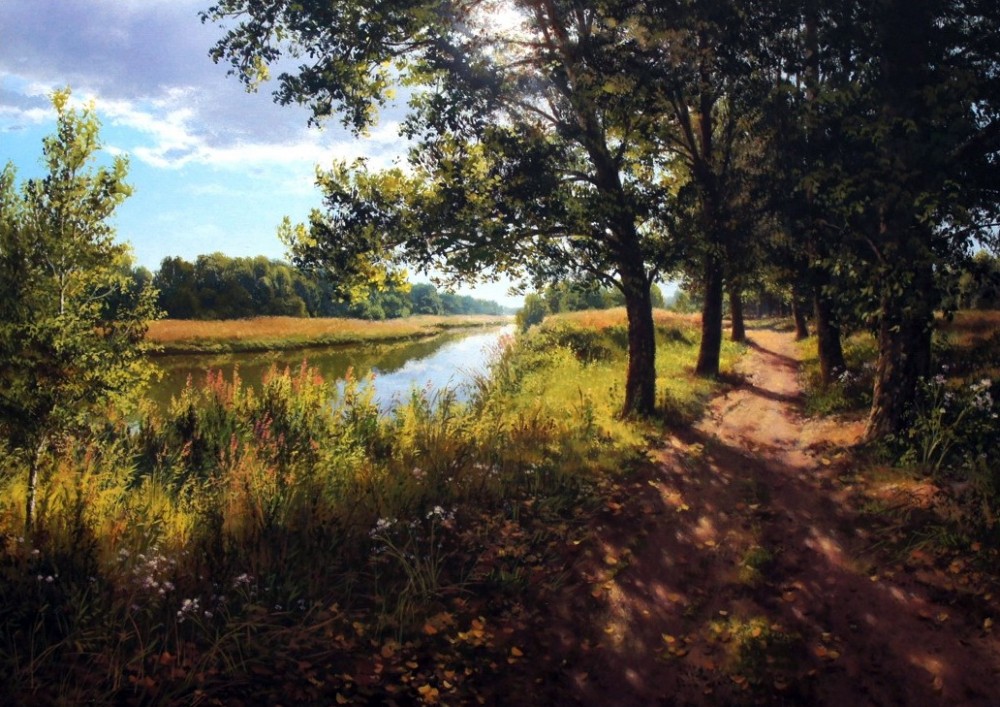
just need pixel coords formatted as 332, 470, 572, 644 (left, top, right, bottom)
0, 309, 727, 704
798, 312, 1000, 543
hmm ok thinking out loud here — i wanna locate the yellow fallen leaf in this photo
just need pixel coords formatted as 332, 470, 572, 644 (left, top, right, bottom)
336, 694, 350, 705
417, 684, 440, 704
510, 646, 523, 657
662, 633, 676, 644
984, 618, 994, 630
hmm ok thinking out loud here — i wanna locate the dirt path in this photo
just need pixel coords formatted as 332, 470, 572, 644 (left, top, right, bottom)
531, 328, 1000, 706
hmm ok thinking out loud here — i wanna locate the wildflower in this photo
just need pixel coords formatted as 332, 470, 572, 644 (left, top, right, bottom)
232, 573, 253, 588
204, 611, 213, 619
412, 467, 427, 481
177, 597, 201, 622
428, 505, 446, 519
45, 575, 54, 583
370, 518, 395, 537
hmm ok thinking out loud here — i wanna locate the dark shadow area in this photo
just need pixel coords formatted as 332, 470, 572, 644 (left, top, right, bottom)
517, 331, 1000, 706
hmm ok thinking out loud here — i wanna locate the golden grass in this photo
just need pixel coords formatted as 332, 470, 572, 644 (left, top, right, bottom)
938, 310, 1000, 345
548, 307, 699, 330
146, 315, 511, 354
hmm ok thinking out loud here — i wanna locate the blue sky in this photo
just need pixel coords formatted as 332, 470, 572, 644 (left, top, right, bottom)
0, 0, 523, 308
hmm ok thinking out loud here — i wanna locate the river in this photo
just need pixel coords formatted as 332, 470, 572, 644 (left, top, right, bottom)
149, 325, 515, 412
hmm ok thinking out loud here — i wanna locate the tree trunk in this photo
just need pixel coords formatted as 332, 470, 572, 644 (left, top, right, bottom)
25, 436, 48, 533
696, 254, 725, 376
813, 282, 845, 385
865, 295, 933, 442
792, 295, 810, 340
621, 272, 657, 418
864, 253, 935, 441
729, 285, 746, 342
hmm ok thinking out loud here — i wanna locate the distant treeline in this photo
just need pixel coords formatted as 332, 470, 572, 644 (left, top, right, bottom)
125, 253, 507, 320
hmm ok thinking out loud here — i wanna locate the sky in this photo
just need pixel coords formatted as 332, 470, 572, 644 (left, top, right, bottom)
0, 0, 524, 308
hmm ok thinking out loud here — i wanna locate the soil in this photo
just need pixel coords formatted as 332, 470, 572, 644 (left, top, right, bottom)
524, 327, 1000, 706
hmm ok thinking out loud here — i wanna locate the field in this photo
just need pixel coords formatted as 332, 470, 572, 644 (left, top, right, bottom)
145, 314, 512, 354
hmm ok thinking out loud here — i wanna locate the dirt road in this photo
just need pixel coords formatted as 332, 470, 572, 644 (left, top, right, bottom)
536, 328, 1000, 706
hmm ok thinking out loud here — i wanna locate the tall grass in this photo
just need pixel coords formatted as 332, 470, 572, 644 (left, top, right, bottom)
147, 314, 511, 354
0, 308, 735, 704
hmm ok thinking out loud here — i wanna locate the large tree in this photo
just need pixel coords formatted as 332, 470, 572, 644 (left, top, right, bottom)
640, 0, 777, 375
0, 91, 159, 531
800, 0, 999, 439
204, 0, 677, 416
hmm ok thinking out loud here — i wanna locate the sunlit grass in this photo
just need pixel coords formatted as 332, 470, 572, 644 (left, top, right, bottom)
146, 314, 511, 353
0, 308, 740, 703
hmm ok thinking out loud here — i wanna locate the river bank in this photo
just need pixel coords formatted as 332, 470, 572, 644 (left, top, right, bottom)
145, 314, 512, 354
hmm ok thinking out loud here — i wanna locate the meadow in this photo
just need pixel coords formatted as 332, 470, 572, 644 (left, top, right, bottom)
0, 309, 739, 705
146, 314, 512, 354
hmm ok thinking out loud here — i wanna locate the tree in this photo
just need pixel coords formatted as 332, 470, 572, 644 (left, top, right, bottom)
789, 0, 1000, 439
204, 0, 677, 417
0, 90, 159, 531
516, 293, 547, 332
410, 282, 444, 315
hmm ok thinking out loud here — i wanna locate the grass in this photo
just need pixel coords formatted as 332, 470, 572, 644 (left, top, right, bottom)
797, 309, 1000, 545
0, 307, 742, 704
146, 314, 512, 354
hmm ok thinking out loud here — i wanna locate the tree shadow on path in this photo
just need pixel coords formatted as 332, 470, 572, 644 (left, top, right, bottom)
526, 329, 1000, 706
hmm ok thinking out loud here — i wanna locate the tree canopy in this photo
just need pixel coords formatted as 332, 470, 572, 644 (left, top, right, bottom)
203, 0, 1000, 436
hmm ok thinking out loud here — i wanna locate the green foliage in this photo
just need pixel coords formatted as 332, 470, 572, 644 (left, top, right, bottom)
799, 334, 878, 416
152, 252, 504, 320
0, 89, 158, 530
0, 308, 736, 702
515, 293, 546, 332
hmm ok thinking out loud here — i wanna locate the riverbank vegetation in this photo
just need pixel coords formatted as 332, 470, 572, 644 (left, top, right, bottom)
0, 309, 739, 704
146, 254, 509, 321
146, 314, 511, 355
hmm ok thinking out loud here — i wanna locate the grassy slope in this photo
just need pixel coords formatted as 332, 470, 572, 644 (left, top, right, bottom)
0, 307, 743, 705
146, 314, 512, 354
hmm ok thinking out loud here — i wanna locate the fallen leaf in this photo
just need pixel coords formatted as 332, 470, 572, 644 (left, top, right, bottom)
417, 684, 440, 704
510, 647, 523, 657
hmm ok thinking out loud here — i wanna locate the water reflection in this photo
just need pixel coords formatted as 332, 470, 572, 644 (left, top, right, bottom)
150, 325, 514, 412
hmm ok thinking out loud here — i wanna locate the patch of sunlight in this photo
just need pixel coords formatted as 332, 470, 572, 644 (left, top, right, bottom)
805, 530, 846, 566
908, 653, 947, 690
693, 515, 718, 545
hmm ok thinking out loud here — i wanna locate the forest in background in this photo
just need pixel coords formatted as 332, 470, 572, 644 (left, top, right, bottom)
122, 254, 508, 320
